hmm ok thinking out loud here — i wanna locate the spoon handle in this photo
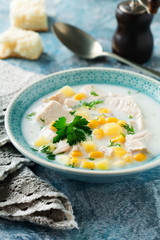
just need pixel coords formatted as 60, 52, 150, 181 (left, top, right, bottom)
102, 51, 160, 80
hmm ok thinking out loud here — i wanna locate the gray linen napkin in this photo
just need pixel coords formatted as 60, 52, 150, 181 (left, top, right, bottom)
0, 60, 78, 229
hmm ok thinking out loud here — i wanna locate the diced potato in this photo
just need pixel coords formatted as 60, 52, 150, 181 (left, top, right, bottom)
113, 147, 127, 158
102, 123, 123, 137
95, 159, 109, 170
81, 161, 95, 169
49, 143, 56, 151
34, 136, 50, 147
59, 85, 75, 97
56, 155, 70, 165
76, 109, 90, 120
134, 153, 147, 161
82, 141, 97, 152
113, 160, 126, 168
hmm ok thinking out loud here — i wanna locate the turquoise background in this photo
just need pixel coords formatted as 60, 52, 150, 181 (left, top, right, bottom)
1, 0, 160, 239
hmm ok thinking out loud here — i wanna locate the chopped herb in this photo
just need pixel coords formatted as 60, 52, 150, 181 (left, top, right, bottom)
26, 112, 36, 119
87, 157, 95, 161
79, 99, 104, 109
121, 123, 135, 135
129, 115, 133, 119
40, 118, 45, 122
40, 126, 44, 130
46, 153, 55, 160
30, 147, 38, 152
120, 132, 126, 137
70, 110, 76, 115
41, 145, 55, 160
90, 86, 99, 96
68, 163, 75, 168
128, 90, 131, 95
41, 145, 50, 153
53, 115, 92, 146
108, 140, 121, 147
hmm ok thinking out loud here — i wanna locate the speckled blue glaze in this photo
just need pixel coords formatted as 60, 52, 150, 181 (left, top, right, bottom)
1, 0, 160, 239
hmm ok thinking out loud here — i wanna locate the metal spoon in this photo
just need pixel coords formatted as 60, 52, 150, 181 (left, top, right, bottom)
53, 22, 160, 80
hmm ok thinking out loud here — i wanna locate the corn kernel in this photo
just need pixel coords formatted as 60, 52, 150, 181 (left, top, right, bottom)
113, 147, 127, 158
74, 92, 86, 101
99, 108, 110, 114
111, 136, 119, 142
134, 153, 147, 161
123, 154, 134, 163
102, 123, 123, 137
82, 141, 97, 152
117, 120, 126, 127
97, 116, 107, 125
76, 109, 90, 120
59, 86, 75, 97
90, 151, 103, 158
106, 117, 118, 123
88, 119, 99, 129
50, 121, 57, 131
82, 161, 95, 169
69, 157, 80, 167
71, 151, 82, 157
35, 136, 50, 147
118, 134, 126, 143
114, 160, 126, 168
95, 159, 109, 170
93, 128, 104, 139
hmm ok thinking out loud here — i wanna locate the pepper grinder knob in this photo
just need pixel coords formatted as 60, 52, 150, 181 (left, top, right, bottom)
112, 1, 153, 64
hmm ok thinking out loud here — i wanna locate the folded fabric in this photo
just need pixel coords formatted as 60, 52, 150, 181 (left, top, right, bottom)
0, 166, 78, 229
0, 60, 78, 229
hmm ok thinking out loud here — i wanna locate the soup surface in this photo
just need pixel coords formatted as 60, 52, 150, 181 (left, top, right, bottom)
22, 84, 160, 170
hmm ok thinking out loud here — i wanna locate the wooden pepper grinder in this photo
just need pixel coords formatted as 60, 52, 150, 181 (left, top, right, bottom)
112, 0, 154, 64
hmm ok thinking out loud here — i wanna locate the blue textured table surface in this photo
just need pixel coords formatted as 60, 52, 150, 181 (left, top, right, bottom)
1, 0, 160, 239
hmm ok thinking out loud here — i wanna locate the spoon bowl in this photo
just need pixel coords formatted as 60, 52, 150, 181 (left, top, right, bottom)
53, 22, 160, 79
53, 22, 103, 59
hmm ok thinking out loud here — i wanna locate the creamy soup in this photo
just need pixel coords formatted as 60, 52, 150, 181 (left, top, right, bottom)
22, 84, 160, 170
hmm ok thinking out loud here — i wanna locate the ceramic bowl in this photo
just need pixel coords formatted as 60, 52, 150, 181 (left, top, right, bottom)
5, 68, 160, 183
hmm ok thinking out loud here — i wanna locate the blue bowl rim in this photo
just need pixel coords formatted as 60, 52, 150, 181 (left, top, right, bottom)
5, 67, 160, 176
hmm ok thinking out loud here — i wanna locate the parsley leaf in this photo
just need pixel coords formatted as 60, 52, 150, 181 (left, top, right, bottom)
79, 99, 104, 109
87, 157, 95, 161
120, 132, 126, 137
70, 110, 76, 115
53, 115, 92, 146
129, 115, 133, 119
121, 123, 135, 135
108, 140, 121, 147
30, 147, 38, 152
90, 86, 99, 96
26, 112, 36, 119
128, 90, 131, 95
41, 145, 55, 160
